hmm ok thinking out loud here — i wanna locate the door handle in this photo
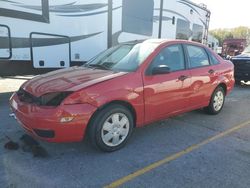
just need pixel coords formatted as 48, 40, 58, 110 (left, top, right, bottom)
178, 75, 189, 81
208, 69, 215, 74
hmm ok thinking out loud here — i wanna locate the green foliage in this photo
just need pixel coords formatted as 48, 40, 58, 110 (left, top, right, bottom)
209, 27, 250, 46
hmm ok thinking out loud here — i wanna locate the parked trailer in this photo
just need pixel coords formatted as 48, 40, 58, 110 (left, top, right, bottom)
0, 0, 210, 76
222, 38, 247, 58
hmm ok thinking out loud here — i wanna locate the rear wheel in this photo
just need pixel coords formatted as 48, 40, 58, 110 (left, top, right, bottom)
88, 104, 134, 152
205, 86, 225, 115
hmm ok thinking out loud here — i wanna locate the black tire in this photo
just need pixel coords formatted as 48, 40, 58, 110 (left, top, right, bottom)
88, 104, 134, 152
204, 86, 225, 115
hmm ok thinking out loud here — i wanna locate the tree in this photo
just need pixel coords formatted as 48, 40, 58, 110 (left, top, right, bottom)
209, 27, 250, 46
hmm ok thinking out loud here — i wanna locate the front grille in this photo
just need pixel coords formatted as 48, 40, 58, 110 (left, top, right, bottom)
17, 88, 40, 105
16, 88, 73, 106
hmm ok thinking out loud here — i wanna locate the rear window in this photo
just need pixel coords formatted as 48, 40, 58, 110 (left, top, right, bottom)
207, 50, 220, 65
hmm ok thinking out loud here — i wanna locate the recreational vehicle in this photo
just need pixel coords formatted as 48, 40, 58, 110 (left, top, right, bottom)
0, 0, 210, 75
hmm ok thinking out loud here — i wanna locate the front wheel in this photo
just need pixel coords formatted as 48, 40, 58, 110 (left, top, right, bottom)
88, 104, 134, 152
205, 86, 225, 115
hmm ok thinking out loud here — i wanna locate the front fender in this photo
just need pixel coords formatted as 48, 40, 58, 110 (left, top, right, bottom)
84, 72, 145, 126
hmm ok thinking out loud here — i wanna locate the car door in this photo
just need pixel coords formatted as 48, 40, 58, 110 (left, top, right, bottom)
143, 44, 192, 123
184, 44, 219, 109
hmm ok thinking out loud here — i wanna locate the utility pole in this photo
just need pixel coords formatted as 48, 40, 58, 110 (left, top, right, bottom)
158, 0, 164, 38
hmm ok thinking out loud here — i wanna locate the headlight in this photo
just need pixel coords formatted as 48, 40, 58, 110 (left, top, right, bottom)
40, 92, 73, 106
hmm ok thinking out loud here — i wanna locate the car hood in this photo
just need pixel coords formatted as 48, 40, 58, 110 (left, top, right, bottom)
22, 67, 127, 97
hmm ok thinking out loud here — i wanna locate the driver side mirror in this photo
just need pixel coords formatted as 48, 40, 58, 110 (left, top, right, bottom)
152, 65, 171, 75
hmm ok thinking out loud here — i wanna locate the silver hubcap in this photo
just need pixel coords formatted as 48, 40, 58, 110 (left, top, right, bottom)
101, 113, 130, 147
213, 90, 224, 111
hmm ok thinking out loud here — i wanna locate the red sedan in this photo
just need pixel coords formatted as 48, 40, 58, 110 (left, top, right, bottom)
10, 39, 235, 152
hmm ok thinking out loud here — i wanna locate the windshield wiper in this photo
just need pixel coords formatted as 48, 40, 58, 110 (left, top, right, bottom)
85, 64, 109, 70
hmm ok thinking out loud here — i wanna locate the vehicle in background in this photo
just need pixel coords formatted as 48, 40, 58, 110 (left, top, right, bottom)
0, 0, 210, 76
216, 47, 222, 56
207, 34, 219, 51
10, 39, 235, 152
231, 44, 250, 84
222, 38, 247, 58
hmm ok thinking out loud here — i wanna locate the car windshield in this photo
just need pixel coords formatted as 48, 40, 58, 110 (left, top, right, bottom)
243, 45, 250, 53
85, 42, 158, 72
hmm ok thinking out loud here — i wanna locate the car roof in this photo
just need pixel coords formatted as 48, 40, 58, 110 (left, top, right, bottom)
121, 39, 171, 45
121, 39, 205, 46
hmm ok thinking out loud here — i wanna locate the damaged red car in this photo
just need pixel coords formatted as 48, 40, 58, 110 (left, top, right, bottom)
10, 39, 235, 152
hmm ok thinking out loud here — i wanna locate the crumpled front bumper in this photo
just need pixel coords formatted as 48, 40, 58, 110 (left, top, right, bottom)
9, 93, 97, 143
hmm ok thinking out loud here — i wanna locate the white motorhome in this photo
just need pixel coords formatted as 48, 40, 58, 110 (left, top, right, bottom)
0, 0, 210, 75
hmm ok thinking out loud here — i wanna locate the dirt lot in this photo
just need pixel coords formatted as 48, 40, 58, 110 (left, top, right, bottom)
1, 76, 250, 188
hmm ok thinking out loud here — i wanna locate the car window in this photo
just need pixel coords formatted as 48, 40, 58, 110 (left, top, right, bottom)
207, 50, 220, 65
149, 44, 185, 73
186, 45, 210, 68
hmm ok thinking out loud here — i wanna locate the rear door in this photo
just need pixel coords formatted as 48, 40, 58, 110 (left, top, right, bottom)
143, 44, 192, 123
184, 44, 219, 108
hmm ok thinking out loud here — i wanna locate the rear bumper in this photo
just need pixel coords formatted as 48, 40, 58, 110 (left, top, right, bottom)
9, 93, 97, 143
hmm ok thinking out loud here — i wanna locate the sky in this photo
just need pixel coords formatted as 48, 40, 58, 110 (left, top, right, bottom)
192, 0, 250, 30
